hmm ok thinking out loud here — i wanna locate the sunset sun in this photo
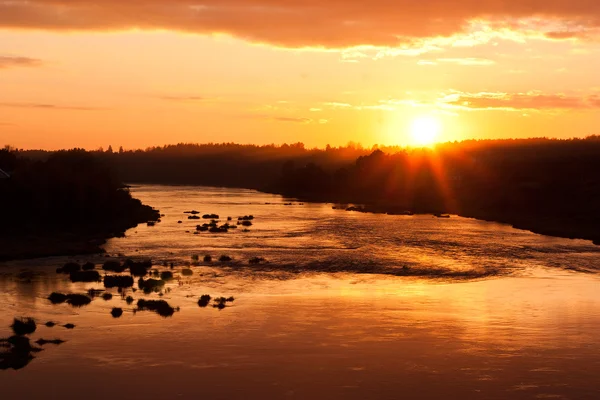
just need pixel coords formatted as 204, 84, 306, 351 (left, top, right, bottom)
410, 116, 441, 147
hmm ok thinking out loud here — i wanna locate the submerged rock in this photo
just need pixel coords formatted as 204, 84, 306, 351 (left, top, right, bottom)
128, 261, 151, 277
48, 292, 68, 304
181, 269, 193, 276
69, 270, 101, 283
104, 275, 134, 288
11, 318, 36, 336
110, 308, 123, 318
160, 271, 173, 281
82, 262, 96, 271
198, 294, 211, 308
102, 260, 127, 273
136, 299, 175, 317
0, 335, 41, 370
212, 296, 235, 310
87, 288, 104, 298
138, 278, 165, 293
218, 255, 232, 262
35, 339, 65, 346
48, 292, 92, 307
65, 294, 92, 307
57, 262, 81, 274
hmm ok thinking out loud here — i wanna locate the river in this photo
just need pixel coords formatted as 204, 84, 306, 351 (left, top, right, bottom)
1, 185, 599, 399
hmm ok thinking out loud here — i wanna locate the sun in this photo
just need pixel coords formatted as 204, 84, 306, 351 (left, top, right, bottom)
410, 116, 441, 147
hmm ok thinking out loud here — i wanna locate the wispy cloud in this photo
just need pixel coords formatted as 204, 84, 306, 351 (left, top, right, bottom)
320, 91, 600, 114
0, 56, 42, 69
439, 91, 600, 111
272, 116, 313, 124
155, 95, 221, 102
251, 114, 326, 124
0, 103, 100, 111
436, 58, 496, 66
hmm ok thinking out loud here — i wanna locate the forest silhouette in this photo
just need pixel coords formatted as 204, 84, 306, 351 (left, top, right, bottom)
0, 148, 159, 260
3, 136, 600, 252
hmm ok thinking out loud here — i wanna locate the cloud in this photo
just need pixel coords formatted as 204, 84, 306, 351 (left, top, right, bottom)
2, 1, 600, 47
0, 102, 99, 110
0, 56, 42, 69
155, 94, 222, 103
272, 116, 313, 123
320, 91, 600, 113
323, 102, 353, 109
436, 57, 496, 66
439, 91, 600, 111
322, 100, 399, 111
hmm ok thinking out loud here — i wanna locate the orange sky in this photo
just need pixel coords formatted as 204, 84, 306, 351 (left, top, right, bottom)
1, 1, 600, 149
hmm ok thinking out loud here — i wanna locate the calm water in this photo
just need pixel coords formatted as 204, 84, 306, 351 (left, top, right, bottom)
1, 185, 600, 399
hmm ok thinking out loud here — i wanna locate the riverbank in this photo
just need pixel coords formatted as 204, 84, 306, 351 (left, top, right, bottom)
0, 150, 161, 261
0, 202, 160, 261
268, 192, 600, 246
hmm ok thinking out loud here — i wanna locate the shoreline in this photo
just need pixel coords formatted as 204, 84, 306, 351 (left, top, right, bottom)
2, 182, 597, 264
0, 205, 160, 262
262, 190, 600, 246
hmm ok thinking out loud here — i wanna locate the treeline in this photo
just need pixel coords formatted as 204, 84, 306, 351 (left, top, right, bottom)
17, 143, 387, 189
273, 136, 600, 244
0, 148, 159, 260
6, 136, 600, 245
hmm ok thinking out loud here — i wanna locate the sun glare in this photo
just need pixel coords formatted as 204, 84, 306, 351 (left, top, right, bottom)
410, 116, 441, 147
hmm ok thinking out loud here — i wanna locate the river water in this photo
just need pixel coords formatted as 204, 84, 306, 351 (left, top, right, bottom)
1, 185, 600, 399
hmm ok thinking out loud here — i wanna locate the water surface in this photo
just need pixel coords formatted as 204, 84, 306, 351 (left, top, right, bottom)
1, 185, 599, 399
